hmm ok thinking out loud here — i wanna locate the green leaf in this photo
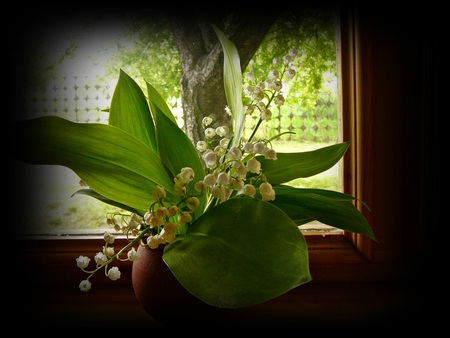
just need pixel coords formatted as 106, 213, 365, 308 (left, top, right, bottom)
146, 82, 205, 175
212, 25, 245, 147
14, 116, 177, 212
259, 142, 351, 185
163, 197, 311, 308
149, 101, 206, 218
146, 80, 206, 217
271, 186, 376, 241
146, 80, 177, 124
109, 70, 157, 151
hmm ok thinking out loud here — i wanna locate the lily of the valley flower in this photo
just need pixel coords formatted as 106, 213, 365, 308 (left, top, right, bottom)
107, 266, 121, 281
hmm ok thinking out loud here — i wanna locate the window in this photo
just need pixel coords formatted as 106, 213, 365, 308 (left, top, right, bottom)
17, 9, 343, 234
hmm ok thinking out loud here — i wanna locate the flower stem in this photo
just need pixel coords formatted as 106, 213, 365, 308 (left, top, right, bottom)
248, 118, 262, 143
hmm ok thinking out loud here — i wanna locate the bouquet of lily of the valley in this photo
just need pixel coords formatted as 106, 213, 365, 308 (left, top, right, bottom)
14, 26, 375, 308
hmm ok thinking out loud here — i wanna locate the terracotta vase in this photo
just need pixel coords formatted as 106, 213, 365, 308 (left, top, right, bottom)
132, 244, 227, 324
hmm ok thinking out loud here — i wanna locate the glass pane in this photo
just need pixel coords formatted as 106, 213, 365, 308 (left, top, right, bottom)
16, 9, 341, 233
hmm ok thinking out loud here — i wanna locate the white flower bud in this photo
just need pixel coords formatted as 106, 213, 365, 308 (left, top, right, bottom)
94, 252, 108, 265
262, 189, 276, 201
254, 142, 268, 154
246, 158, 261, 174
196, 140, 208, 152
103, 231, 115, 244
282, 54, 292, 65
261, 108, 272, 121
216, 125, 230, 137
214, 145, 226, 156
150, 214, 163, 228
203, 173, 216, 187
203, 150, 217, 168
107, 266, 121, 281
243, 142, 254, 153
217, 172, 230, 186
246, 72, 255, 81
168, 205, 179, 216
205, 127, 216, 138
274, 93, 285, 106
243, 184, 256, 197
251, 86, 264, 101
235, 162, 248, 178
178, 212, 192, 226
151, 185, 166, 200
202, 116, 213, 126
211, 185, 226, 199
227, 146, 242, 160
259, 182, 273, 195
144, 211, 152, 225
233, 178, 244, 191
195, 180, 206, 192
186, 196, 200, 210
268, 69, 279, 80
244, 103, 255, 115
264, 148, 278, 160
180, 167, 194, 182
260, 182, 276, 201
244, 85, 254, 97
219, 137, 230, 147
273, 80, 282, 92
257, 101, 266, 110
79, 280, 92, 292
163, 221, 178, 234
128, 213, 142, 229
285, 68, 296, 80
160, 228, 176, 243
76, 255, 91, 269
103, 246, 115, 257
289, 48, 299, 58
155, 207, 168, 219
127, 247, 141, 262
147, 234, 163, 249
273, 57, 281, 65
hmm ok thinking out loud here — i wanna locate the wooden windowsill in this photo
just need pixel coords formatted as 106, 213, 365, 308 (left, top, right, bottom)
13, 231, 419, 327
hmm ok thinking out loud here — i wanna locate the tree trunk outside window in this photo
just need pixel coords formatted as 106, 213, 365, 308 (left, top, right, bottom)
166, 11, 275, 145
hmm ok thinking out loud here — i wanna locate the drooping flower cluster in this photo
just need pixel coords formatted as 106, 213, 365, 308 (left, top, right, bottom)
193, 49, 299, 205
76, 230, 141, 292
196, 118, 277, 203
243, 48, 298, 122
76, 169, 202, 291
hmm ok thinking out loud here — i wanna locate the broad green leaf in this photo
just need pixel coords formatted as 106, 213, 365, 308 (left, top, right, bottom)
149, 92, 205, 182
163, 197, 311, 308
146, 80, 177, 124
14, 116, 177, 212
271, 186, 376, 241
109, 70, 157, 151
212, 25, 244, 147
259, 142, 351, 185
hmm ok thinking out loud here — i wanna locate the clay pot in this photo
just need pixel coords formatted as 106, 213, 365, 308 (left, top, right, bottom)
132, 244, 227, 324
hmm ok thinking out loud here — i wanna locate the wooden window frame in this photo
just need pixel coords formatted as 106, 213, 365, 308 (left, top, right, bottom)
15, 6, 430, 326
